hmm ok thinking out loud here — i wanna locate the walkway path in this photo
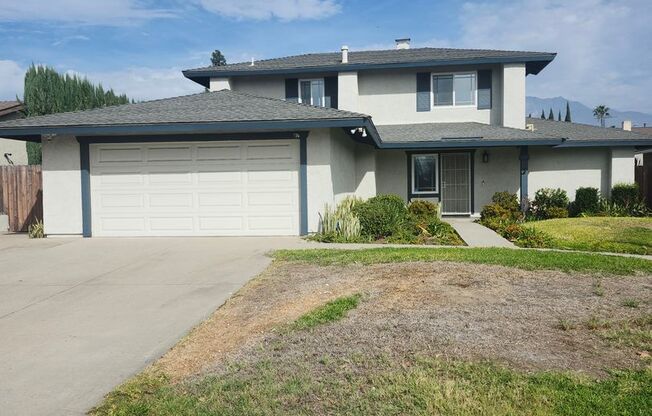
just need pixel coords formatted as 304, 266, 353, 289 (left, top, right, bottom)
445, 217, 515, 248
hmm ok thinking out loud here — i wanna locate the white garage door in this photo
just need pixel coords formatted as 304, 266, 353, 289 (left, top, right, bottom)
89, 140, 300, 236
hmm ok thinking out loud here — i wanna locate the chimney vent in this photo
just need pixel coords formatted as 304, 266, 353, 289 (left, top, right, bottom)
341, 45, 349, 63
395, 38, 411, 49
622, 120, 632, 131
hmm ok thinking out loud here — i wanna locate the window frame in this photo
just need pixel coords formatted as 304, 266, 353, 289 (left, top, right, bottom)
411, 153, 440, 195
297, 78, 325, 107
431, 71, 478, 108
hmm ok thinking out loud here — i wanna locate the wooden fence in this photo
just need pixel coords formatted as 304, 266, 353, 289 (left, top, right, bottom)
0, 165, 43, 232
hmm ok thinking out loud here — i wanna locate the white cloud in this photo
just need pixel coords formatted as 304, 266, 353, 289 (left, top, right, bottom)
52, 35, 91, 47
0, 0, 175, 25
77, 67, 204, 101
0, 60, 25, 101
194, 0, 341, 21
439, 0, 652, 113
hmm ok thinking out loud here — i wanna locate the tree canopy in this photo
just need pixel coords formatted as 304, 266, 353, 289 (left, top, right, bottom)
211, 50, 227, 66
593, 105, 611, 128
23, 64, 130, 164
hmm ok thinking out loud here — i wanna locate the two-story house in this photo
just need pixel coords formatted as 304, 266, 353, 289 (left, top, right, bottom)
0, 39, 650, 237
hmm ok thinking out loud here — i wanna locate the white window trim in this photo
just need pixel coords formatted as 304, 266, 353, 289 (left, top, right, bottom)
411, 153, 439, 195
298, 78, 325, 107
431, 71, 478, 108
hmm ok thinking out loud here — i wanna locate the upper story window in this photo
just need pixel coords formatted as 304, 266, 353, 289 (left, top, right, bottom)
432, 72, 476, 107
298, 79, 325, 107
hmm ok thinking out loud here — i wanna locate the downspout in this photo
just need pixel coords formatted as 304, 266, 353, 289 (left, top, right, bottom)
519, 146, 529, 213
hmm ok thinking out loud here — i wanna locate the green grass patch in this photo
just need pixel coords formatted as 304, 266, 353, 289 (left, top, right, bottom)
598, 314, 652, 353
92, 356, 652, 416
272, 247, 652, 276
290, 294, 361, 330
527, 217, 652, 255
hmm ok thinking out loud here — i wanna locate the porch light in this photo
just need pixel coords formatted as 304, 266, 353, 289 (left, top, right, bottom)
482, 151, 489, 163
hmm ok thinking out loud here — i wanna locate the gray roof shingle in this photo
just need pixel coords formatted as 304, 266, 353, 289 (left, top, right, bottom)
526, 118, 652, 142
0, 90, 368, 130
184, 47, 556, 86
375, 122, 560, 146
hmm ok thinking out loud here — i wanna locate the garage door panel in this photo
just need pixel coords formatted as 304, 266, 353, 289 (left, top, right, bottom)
196, 145, 241, 161
246, 144, 294, 160
97, 147, 144, 164
148, 193, 194, 208
197, 170, 243, 184
147, 146, 192, 162
198, 192, 243, 207
90, 140, 299, 236
99, 193, 144, 209
198, 216, 244, 231
149, 217, 194, 232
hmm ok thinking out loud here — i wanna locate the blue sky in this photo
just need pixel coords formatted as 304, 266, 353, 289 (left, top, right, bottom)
1, 0, 651, 114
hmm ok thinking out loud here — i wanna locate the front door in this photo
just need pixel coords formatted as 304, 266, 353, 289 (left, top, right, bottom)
441, 153, 471, 215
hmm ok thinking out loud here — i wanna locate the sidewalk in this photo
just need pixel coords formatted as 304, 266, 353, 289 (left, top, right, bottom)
443, 217, 515, 248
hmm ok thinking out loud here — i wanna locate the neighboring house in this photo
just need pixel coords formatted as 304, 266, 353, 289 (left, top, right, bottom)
0, 101, 27, 165
0, 39, 651, 237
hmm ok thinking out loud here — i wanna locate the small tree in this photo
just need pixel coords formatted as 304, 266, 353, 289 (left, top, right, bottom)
548, 108, 554, 120
540, 109, 546, 119
558, 110, 561, 121
564, 101, 572, 122
593, 105, 610, 128
210, 50, 226, 66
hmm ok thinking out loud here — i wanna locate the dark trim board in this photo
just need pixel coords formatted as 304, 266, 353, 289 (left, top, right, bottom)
75, 133, 310, 238
77, 139, 92, 237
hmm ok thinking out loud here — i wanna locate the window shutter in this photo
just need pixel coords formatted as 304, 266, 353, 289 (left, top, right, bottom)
477, 70, 492, 109
416, 72, 431, 112
285, 78, 299, 102
324, 76, 338, 109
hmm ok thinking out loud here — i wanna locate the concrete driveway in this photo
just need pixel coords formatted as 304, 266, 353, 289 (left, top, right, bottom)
0, 235, 303, 415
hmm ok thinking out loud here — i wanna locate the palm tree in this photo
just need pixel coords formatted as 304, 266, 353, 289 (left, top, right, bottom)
593, 105, 610, 127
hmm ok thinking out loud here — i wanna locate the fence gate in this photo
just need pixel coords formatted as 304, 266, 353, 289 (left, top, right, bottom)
0, 165, 43, 232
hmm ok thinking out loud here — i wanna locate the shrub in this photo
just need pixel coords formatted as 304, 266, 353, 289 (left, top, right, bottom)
515, 226, 554, 248
28, 219, 44, 238
502, 223, 523, 241
545, 206, 569, 219
574, 187, 600, 215
491, 191, 521, 213
611, 183, 640, 209
353, 194, 408, 239
408, 199, 440, 223
531, 188, 569, 219
318, 196, 362, 242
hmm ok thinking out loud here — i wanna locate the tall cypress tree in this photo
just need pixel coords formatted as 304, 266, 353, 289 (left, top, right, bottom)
548, 108, 554, 120
564, 101, 572, 122
558, 110, 561, 121
541, 109, 546, 119
23, 65, 130, 164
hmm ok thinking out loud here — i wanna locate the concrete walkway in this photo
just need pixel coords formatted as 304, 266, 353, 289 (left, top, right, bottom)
445, 217, 515, 248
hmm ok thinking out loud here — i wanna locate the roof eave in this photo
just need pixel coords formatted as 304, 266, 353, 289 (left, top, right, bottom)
555, 139, 652, 147
183, 54, 557, 85
377, 138, 562, 149
0, 118, 373, 141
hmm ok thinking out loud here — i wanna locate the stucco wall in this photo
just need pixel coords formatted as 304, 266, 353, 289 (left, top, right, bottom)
41, 135, 82, 235
209, 77, 232, 91
376, 150, 407, 200
0, 138, 28, 165
330, 128, 356, 203
609, 147, 635, 188
230, 76, 285, 99
356, 64, 503, 126
474, 147, 520, 211
529, 147, 610, 200
501, 64, 526, 129
354, 143, 376, 198
338, 71, 359, 112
